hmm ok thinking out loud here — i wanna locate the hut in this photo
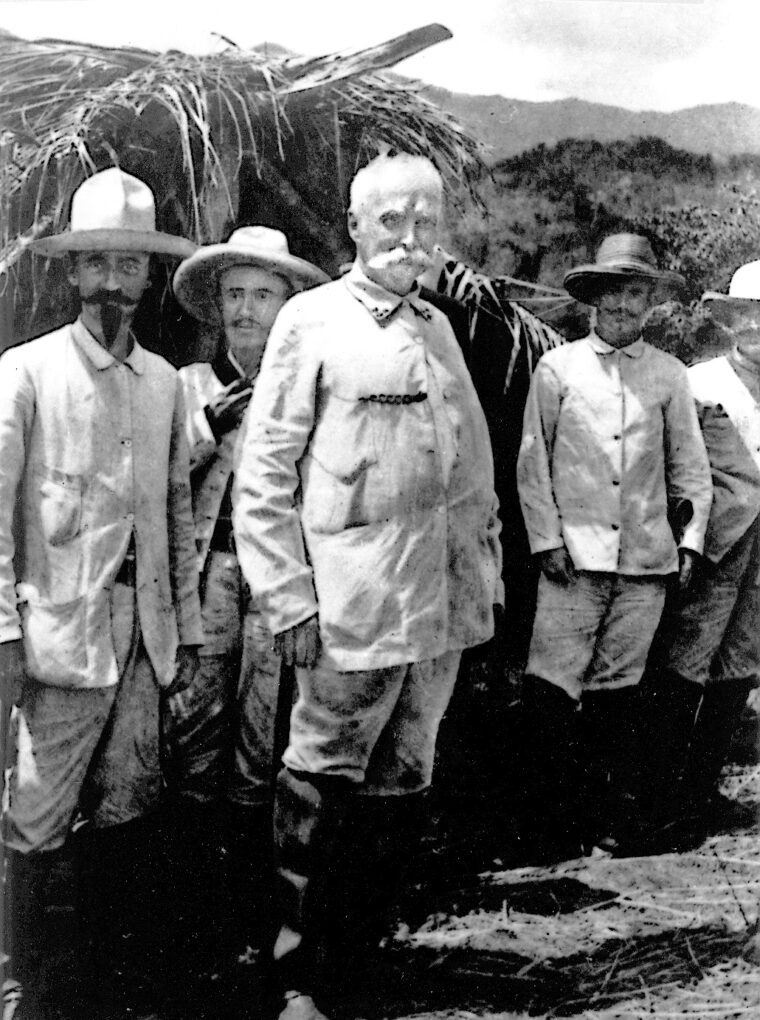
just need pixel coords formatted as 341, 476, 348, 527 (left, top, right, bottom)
0, 23, 482, 356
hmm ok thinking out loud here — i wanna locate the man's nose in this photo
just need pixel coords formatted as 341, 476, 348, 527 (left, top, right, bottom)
241, 291, 257, 314
104, 265, 120, 290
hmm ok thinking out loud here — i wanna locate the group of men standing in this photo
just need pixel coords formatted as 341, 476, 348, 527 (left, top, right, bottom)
0, 152, 758, 1020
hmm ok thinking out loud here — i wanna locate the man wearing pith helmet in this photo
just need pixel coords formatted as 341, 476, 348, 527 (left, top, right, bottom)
169, 227, 327, 968
0, 167, 202, 1018
517, 233, 712, 860
233, 153, 503, 1020
645, 260, 760, 846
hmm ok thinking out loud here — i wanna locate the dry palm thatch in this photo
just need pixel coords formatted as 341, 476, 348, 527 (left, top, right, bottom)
0, 24, 483, 345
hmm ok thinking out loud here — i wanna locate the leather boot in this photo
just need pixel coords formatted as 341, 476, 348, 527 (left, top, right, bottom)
682, 678, 756, 833
160, 795, 229, 986
76, 816, 164, 1014
580, 687, 645, 855
272, 768, 351, 1010
225, 800, 276, 958
520, 676, 584, 863
2, 849, 56, 1018
637, 670, 703, 844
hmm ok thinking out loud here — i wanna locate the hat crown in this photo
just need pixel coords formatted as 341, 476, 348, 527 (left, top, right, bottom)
70, 168, 156, 234
224, 226, 292, 261
727, 261, 760, 301
594, 233, 658, 272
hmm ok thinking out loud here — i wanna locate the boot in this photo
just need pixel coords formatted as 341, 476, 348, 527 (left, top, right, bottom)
637, 670, 703, 846
225, 800, 276, 959
682, 678, 756, 834
76, 816, 164, 1015
519, 676, 584, 863
272, 768, 351, 1014
160, 795, 229, 990
2, 849, 56, 1019
580, 687, 645, 856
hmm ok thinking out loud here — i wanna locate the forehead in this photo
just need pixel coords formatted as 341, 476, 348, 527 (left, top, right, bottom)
599, 278, 654, 298
76, 249, 149, 263
220, 264, 289, 291
361, 183, 441, 215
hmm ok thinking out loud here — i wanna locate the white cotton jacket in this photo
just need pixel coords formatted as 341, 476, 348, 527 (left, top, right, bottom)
517, 333, 713, 574
233, 264, 503, 672
0, 318, 203, 688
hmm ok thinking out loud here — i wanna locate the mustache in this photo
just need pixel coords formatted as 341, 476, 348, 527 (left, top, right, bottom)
369, 248, 433, 271
81, 289, 137, 308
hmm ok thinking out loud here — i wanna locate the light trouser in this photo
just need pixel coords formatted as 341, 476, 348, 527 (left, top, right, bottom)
273, 651, 461, 1000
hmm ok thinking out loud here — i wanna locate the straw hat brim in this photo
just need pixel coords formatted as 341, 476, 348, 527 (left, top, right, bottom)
701, 291, 760, 324
564, 264, 683, 305
173, 244, 330, 323
30, 228, 196, 259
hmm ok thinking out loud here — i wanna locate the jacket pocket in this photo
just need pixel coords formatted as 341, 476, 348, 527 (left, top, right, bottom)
18, 587, 89, 687
37, 467, 83, 546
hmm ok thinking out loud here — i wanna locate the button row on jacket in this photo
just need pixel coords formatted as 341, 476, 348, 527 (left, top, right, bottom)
358, 393, 428, 405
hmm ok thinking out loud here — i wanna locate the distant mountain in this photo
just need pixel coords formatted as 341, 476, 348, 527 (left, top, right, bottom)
423, 88, 760, 163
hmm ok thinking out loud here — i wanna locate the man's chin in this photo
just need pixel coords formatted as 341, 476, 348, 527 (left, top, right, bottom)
368, 263, 426, 295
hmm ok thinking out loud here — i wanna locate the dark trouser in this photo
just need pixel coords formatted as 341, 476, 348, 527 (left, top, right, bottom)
226, 801, 276, 956
272, 768, 424, 1000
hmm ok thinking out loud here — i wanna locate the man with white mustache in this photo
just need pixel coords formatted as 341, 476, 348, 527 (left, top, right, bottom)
233, 153, 503, 1020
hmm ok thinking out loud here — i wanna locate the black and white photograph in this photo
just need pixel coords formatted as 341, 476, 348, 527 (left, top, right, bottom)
0, 2, 759, 1018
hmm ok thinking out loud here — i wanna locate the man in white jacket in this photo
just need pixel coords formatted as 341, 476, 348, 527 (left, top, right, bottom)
170, 229, 327, 965
233, 153, 503, 1020
0, 168, 202, 1018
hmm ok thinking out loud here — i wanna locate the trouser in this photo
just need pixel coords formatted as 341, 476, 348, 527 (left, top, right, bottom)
272, 651, 461, 998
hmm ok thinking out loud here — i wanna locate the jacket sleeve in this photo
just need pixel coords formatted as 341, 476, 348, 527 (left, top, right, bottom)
516, 360, 564, 555
178, 365, 219, 473
0, 350, 33, 643
663, 365, 713, 555
232, 298, 320, 636
167, 377, 204, 646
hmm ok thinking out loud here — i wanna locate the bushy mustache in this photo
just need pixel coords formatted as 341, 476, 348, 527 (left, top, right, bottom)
368, 247, 433, 271
82, 289, 137, 309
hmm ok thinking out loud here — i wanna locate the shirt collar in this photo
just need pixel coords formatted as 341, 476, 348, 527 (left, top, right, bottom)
587, 330, 645, 359
71, 316, 145, 375
343, 262, 432, 323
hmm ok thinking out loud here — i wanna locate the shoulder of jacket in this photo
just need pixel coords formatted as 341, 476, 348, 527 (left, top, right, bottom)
142, 347, 179, 378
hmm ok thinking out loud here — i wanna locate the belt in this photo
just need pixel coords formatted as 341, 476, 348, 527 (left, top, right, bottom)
114, 550, 137, 586
209, 517, 236, 554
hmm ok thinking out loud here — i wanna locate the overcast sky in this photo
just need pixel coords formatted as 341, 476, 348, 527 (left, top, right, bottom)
0, 0, 757, 112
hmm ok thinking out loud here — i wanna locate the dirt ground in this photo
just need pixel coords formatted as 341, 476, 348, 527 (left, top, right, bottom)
25, 757, 760, 1020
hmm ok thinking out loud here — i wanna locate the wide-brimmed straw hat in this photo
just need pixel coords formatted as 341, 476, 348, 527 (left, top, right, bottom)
172, 226, 329, 324
702, 261, 760, 324
30, 167, 195, 259
564, 233, 684, 305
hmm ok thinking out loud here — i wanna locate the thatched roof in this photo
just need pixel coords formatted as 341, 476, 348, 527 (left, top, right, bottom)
0, 24, 483, 349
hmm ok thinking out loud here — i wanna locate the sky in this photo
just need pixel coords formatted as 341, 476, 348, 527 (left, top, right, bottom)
0, 0, 758, 112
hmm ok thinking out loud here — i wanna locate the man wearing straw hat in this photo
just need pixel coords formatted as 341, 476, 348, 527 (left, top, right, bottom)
0, 167, 202, 1018
233, 153, 502, 1020
643, 260, 760, 846
517, 233, 712, 859
169, 228, 327, 968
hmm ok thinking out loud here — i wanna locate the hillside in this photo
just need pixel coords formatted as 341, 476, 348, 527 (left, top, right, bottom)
424, 88, 760, 163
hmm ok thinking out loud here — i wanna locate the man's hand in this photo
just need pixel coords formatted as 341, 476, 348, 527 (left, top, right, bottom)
167, 644, 200, 695
277, 616, 321, 669
205, 378, 253, 441
0, 639, 24, 707
538, 547, 575, 585
678, 548, 698, 592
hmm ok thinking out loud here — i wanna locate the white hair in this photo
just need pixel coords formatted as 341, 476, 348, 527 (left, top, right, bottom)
349, 154, 443, 215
